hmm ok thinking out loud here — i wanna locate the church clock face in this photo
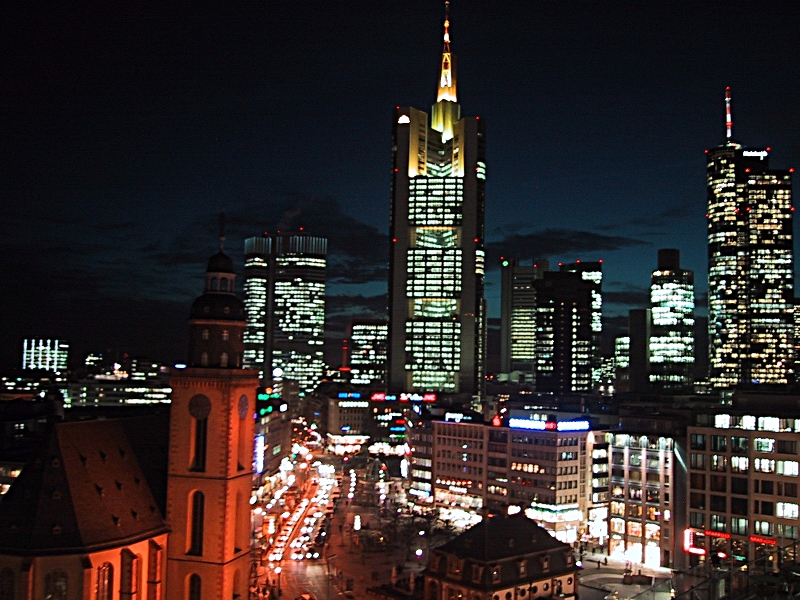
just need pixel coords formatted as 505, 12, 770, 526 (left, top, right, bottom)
238, 395, 249, 420
188, 395, 212, 420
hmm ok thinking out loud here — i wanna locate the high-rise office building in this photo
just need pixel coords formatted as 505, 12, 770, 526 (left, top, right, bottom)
388, 2, 486, 395
349, 319, 388, 386
559, 261, 603, 387
500, 259, 549, 384
243, 233, 327, 393
22, 338, 69, 372
649, 249, 694, 391
707, 88, 794, 388
533, 271, 594, 394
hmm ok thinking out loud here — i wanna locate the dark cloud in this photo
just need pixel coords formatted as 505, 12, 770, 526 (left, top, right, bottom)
604, 283, 651, 308
485, 229, 648, 266
598, 202, 701, 232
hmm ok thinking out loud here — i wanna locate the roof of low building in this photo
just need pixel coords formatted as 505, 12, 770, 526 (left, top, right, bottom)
0, 418, 169, 555
437, 513, 567, 562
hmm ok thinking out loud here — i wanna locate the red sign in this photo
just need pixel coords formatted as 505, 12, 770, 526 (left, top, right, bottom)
749, 535, 777, 546
492, 415, 502, 427
704, 530, 731, 539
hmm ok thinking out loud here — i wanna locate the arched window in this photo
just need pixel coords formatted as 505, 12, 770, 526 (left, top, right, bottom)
220, 352, 229, 368
0, 569, 14, 600
188, 491, 205, 555
202, 329, 209, 340
44, 571, 67, 600
120, 548, 140, 599
200, 352, 209, 367
96, 563, 113, 600
220, 278, 229, 291
222, 330, 229, 341
188, 574, 201, 600
147, 541, 163, 600
210, 278, 218, 291
188, 395, 210, 471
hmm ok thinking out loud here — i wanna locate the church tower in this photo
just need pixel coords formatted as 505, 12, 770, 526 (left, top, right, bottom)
166, 229, 259, 599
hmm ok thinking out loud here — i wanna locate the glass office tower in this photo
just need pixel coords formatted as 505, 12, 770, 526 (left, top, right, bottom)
388, 3, 486, 394
244, 233, 327, 393
649, 249, 694, 391
707, 88, 794, 388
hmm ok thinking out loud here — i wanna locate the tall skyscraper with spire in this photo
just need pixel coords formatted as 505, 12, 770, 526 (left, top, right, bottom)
388, 2, 486, 395
707, 88, 794, 388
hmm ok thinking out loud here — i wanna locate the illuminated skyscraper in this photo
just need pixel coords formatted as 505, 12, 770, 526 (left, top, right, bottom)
500, 258, 548, 383
243, 233, 327, 393
707, 88, 794, 388
349, 320, 388, 386
388, 2, 486, 395
22, 338, 69, 372
559, 260, 603, 387
649, 249, 694, 391
533, 270, 593, 393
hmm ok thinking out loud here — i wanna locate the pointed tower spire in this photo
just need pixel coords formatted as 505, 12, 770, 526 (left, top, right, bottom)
725, 86, 733, 140
431, 0, 461, 142
437, 1, 457, 103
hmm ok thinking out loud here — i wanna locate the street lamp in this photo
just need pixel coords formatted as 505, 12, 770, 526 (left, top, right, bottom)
274, 566, 282, 597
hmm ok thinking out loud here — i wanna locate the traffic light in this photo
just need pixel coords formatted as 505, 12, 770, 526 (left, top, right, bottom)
256, 386, 281, 417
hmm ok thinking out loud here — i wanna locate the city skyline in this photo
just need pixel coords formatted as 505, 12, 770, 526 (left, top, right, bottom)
2, 1, 799, 369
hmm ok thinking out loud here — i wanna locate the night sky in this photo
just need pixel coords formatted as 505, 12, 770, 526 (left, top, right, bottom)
2, 1, 799, 370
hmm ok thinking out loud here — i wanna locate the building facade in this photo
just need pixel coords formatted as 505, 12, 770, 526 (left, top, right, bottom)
243, 233, 327, 393
532, 271, 594, 394
649, 249, 695, 391
707, 88, 794, 389
388, 4, 486, 395
685, 409, 800, 567
423, 514, 579, 600
22, 338, 69, 372
559, 261, 603, 388
500, 259, 548, 384
349, 320, 388, 386
166, 246, 258, 600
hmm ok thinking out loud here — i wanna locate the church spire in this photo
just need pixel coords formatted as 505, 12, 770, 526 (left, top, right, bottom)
431, 0, 461, 142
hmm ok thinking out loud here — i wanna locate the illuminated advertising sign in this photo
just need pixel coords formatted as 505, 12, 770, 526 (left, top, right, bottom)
743, 150, 769, 158
338, 392, 362, 399
254, 434, 265, 474
371, 392, 437, 402
683, 529, 706, 555
704, 530, 731, 539
508, 418, 590, 432
749, 535, 777, 546
445, 412, 472, 422
338, 401, 369, 408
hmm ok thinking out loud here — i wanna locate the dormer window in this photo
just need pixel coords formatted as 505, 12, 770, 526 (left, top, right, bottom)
540, 554, 550, 573
518, 559, 527, 577
491, 566, 501, 584
471, 565, 483, 584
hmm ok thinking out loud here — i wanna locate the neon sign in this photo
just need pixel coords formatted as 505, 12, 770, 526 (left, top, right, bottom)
508, 418, 590, 432
749, 535, 777, 546
371, 392, 437, 402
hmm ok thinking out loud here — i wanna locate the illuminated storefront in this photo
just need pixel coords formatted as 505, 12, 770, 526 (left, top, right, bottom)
608, 432, 677, 568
